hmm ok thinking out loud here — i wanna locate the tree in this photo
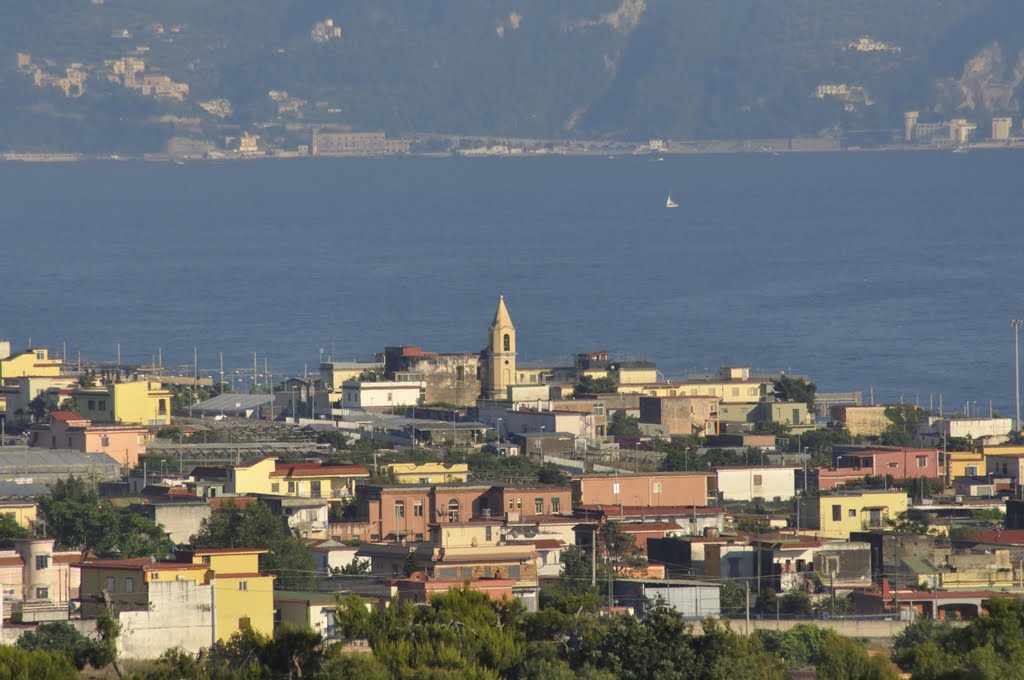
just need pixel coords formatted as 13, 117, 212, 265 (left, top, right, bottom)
607, 412, 641, 438
38, 476, 174, 558
597, 522, 647, 576
885, 509, 933, 535
16, 621, 108, 671
754, 420, 790, 436
574, 375, 618, 397
57, 397, 79, 412
816, 633, 899, 680
316, 429, 349, 450
0, 513, 30, 548
779, 589, 813, 616
772, 376, 817, 413
538, 463, 570, 486
190, 500, 316, 589
0, 646, 78, 680
401, 551, 423, 577
881, 405, 928, 446
719, 579, 745, 616
331, 556, 370, 576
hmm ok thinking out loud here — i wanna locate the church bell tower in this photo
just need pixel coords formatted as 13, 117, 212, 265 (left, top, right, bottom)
484, 296, 516, 399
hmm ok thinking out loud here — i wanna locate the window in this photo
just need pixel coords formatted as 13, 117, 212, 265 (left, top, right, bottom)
508, 500, 514, 511
419, 477, 431, 484
98, 400, 106, 411
848, 509, 856, 518
311, 480, 322, 498
438, 567, 457, 579
288, 481, 296, 493
484, 566, 492, 577
105, 576, 115, 592
271, 483, 280, 493
125, 577, 134, 593
101, 435, 110, 447
888, 462, 899, 468
395, 500, 405, 518
966, 465, 979, 476
752, 475, 763, 486
158, 399, 167, 415
36, 352, 44, 360
448, 499, 460, 523
35, 555, 49, 570
748, 387, 758, 396
917, 456, 928, 468
150, 573, 160, 580
503, 334, 511, 352
832, 505, 841, 522
507, 565, 521, 579
413, 501, 424, 517
238, 581, 248, 591
551, 498, 561, 514
485, 525, 493, 542
593, 403, 604, 416
535, 498, 544, 514
35, 587, 48, 599
516, 498, 522, 511
88, 400, 96, 410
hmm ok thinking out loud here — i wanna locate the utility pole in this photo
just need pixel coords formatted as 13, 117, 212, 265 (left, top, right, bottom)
591, 527, 597, 587
745, 583, 751, 635
1013, 320, 1023, 433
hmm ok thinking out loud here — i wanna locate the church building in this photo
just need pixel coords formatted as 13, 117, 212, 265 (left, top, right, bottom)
479, 296, 517, 400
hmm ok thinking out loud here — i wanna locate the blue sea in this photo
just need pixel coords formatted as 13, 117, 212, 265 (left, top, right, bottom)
2, 151, 1022, 413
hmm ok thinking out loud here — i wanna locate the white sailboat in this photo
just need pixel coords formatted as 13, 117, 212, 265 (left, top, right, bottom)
665, 194, 678, 209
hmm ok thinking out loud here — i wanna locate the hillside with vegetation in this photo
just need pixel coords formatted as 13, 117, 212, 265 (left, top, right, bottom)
2, 1, 1024, 152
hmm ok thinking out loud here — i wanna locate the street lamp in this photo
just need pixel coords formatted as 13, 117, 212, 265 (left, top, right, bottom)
1013, 320, 1023, 433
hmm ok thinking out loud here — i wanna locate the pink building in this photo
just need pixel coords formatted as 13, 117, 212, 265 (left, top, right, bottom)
393, 572, 515, 604
572, 472, 717, 508
809, 446, 944, 491
28, 412, 149, 468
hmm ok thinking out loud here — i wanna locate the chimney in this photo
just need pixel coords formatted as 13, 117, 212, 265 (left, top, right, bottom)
881, 576, 890, 599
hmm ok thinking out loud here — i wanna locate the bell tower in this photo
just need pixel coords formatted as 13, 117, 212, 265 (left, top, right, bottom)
484, 296, 516, 399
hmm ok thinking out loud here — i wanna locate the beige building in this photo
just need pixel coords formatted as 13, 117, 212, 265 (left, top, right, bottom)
831, 405, 890, 437
0, 539, 82, 621
992, 117, 1013, 141
618, 367, 773, 404
801, 490, 909, 539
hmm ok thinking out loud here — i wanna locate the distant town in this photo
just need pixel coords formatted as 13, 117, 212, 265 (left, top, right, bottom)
8, 32, 1024, 163
2, 296, 1024, 676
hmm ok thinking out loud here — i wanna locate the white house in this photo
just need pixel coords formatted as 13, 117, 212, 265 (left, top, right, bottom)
340, 380, 423, 411
716, 466, 796, 502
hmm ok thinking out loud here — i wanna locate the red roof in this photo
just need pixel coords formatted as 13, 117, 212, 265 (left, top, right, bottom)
0, 556, 24, 567
399, 346, 438, 358
272, 463, 370, 478
50, 411, 87, 422
964, 529, 1024, 546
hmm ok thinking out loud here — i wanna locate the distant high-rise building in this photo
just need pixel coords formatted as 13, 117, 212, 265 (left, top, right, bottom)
992, 117, 1013, 141
904, 111, 919, 142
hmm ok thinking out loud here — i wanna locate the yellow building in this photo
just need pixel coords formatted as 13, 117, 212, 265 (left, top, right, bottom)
221, 457, 370, 505
179, 548, 274, 638
76, 548, 273, 641
946, 450, 985, 482
0, 501, 37, 528
0, 348, 63, 380
387, 462, 469, 484
71, 380, 172, 426
804, 490, 909, 539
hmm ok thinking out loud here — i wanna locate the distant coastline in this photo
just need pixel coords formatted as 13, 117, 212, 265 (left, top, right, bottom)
4, 136, 1024, 163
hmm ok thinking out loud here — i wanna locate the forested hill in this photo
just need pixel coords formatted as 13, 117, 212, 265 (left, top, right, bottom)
2, 0, 1024, 152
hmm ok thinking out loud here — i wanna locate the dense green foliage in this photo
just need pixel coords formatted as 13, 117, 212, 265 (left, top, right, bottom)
38, 477, 174, 558
190, 500, 316, 589
0, 644, 78, 680
0, 512, 30, 547
15, 621, 113, 671
772, 375, 818, 413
